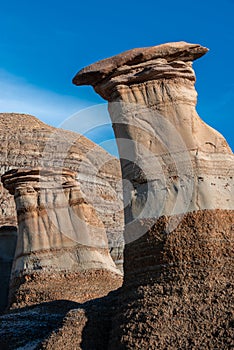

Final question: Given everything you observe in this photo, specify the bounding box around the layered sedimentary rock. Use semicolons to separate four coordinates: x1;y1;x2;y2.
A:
0;113;124;273
2;167;122;308
0;182;16;227
0;113;124;270
73;42;234;348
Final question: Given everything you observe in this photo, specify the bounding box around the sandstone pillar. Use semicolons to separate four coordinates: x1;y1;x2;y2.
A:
73;42;234;348
2;168;122;308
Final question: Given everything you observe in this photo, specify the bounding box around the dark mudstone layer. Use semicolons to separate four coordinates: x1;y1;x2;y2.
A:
109;209;234;349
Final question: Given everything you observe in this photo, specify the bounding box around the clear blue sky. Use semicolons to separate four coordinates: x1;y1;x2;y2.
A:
0;0;233;154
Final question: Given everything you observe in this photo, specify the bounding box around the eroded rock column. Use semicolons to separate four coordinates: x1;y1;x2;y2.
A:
2;167;122;308
73;42;234;349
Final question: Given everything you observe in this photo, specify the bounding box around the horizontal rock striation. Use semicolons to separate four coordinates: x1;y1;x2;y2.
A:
2;167;122;308
0;42;233;349
0;113;124;273
73;42;234;349
73;42;208;91
73;42;233;223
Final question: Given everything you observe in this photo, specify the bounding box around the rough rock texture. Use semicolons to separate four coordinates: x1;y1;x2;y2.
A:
1;167;121;308
0;291;119;350
0;42;233;350
0;182;16;227
0;300;81;349
34;211;232;350
73;42;234;348
109;210;234;349
73;42;208;90
0;113;124;310
0;226;17;312
0;113;124;272
73;42;233;223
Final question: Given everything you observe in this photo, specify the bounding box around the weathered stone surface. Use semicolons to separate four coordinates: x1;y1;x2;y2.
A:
0;226;17;312
0;300;81;349
0;291;120;350
73;41;234;349
74;42;233;224
73;42;208;89
0;182;16;227
0;113;124;273
3;212;233;350
110;210;234;349
0;42;233;350
1;167;122;308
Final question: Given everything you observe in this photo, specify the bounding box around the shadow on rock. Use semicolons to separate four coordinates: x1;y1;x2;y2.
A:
0;300;79;349
38;290;121;350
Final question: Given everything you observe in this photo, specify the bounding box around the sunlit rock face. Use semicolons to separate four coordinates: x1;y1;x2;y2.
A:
2;167;122;308
73;42;234;349
73;42;233;224
0;113;124;275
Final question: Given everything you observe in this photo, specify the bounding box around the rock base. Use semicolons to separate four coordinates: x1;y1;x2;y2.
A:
1;210;233;349
8;269;123;310
110;209;234;349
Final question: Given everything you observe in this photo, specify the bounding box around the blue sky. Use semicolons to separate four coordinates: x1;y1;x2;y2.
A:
0;0;233;155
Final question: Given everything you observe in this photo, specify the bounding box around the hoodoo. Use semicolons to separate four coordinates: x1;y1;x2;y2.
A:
73;42;234;349
0;42;233;350
0;113;123;310
2;167;121;307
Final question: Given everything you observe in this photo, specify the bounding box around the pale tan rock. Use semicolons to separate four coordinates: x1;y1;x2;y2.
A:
2;167;122;308
73;41;234;349
1;42;233;349
0;113;124;272
74;42;233;230
0;113;124;310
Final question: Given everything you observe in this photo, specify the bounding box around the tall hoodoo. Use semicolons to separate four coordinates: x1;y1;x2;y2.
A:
73;42;234;348
73;42;233;229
